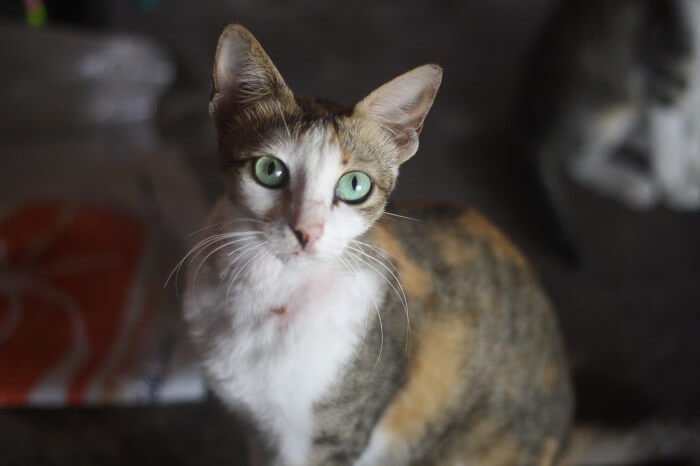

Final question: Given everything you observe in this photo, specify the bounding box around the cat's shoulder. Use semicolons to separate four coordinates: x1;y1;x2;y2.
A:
371;202;528;270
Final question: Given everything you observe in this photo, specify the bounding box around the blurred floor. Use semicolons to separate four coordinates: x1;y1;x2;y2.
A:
1;0;699;464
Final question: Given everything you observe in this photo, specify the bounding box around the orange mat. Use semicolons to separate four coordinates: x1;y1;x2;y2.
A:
0;202;154;405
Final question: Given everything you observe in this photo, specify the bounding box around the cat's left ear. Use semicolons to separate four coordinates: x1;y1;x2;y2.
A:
355;64;442;164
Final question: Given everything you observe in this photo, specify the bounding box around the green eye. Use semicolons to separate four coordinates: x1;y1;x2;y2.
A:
335;171;372;203
253;156;288;188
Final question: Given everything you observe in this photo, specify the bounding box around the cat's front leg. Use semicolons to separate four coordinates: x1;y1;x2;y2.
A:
650;106;700;209
568;147;660;210
353;428;410;466
567;105;660;209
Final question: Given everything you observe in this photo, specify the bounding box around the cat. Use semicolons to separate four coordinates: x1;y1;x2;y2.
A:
180;24;573;465
518;0;700;261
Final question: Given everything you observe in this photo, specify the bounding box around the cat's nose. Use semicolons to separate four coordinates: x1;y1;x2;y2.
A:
289;223;323;249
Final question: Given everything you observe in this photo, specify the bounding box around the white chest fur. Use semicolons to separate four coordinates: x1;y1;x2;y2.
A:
183;215;384;465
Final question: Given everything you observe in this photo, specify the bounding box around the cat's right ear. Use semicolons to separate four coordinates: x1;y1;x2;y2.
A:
355;64;442;165
209;24;294;122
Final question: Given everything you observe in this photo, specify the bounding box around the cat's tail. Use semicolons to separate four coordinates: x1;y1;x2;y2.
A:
561;421;700;466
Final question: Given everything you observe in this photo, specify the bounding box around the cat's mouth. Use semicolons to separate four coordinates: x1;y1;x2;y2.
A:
287;246;321;261
271;245;317;263
272;241;334;265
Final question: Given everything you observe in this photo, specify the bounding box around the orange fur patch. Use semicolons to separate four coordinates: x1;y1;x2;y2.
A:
370;222;431;299
340;146;352;165
540;362;560;390
538;437;560;466
430;230;474;265
457;209;527;268
465;418;522;465
327;124;338;144
381;312;474;442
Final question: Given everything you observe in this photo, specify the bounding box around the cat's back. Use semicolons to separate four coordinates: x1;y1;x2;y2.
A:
368;203;561;350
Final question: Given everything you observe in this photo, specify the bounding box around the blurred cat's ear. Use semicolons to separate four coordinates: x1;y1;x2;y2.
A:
356;64;442;164
210;24;294;120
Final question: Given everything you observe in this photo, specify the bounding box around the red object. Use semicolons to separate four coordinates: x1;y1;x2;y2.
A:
0;202;144;405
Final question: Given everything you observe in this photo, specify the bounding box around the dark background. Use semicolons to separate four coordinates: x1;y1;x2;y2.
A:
1;0;699;464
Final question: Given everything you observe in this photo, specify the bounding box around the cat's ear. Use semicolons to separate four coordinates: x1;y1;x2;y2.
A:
355;64;442;164
209;24;294;121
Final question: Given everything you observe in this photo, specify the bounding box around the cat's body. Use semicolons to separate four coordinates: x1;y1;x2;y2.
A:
519;0;700;259
182;24;572;465
186;199;572;466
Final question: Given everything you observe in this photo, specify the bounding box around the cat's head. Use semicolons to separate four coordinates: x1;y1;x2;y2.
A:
210;24;441;263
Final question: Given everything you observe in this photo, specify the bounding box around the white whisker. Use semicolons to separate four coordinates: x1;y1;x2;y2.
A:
382;211;421;222
166;231;261;296
347;245;411;352
225;246;267;308
370;292;383;369
347;251;383;368
191;238;258;304
352;240;398;273
344;252;374;361
188;218;265;236
346;245;408;311
338;253;372;361
166;233;231;293
217;241;262;290
280;114;293;140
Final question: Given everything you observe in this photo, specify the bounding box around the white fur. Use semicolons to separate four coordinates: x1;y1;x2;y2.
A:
568;104;661;209
354;428;410;466
650;0;700;209
183;130;387;465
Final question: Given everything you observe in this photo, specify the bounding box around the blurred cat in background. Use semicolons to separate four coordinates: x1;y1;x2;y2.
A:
519;0;700;261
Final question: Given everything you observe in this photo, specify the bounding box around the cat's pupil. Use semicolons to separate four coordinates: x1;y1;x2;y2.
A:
352;176;358;190
267;162;275;176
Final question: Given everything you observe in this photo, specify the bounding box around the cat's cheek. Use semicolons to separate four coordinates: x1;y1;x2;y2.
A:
325;206;372;245
238;178;283;219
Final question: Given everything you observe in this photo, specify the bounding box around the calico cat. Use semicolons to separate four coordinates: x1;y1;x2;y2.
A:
181;24;573;465
518;0;700;260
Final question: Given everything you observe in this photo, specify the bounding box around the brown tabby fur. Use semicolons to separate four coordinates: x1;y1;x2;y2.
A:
309;204;573;465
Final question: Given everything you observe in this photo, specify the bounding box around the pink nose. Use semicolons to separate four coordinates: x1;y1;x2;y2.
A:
289;223;323;249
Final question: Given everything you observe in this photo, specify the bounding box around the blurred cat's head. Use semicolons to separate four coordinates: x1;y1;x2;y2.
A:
209;24;441;263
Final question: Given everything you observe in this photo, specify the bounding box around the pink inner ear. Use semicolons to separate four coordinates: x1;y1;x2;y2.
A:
214;34;262;108
392;131;412;147
215;43;239;95
211;25;291;113
356;65;442;158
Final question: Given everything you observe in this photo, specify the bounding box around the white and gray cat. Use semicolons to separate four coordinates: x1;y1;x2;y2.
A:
520;0;700;259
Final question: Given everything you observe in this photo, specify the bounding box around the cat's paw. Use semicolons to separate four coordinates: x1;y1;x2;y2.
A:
664;181;700;211
618;177;661;210
354;429;408;466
